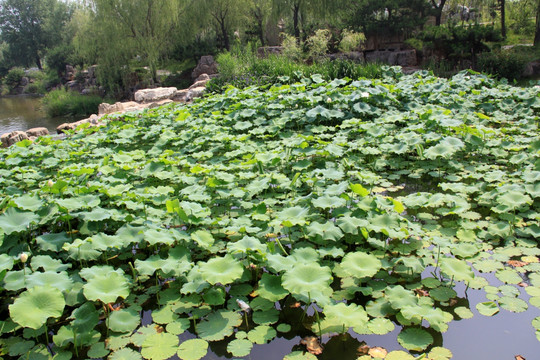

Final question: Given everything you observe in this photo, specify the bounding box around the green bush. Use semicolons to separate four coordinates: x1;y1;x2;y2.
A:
306;29;331;60
42;88;104;117
477;51;528;80
4;67;25;89
339;30;366;52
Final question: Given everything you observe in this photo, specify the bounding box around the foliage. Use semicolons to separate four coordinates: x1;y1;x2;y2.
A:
0;69;539;359
306;29;331;59
338;29;366;52
282;34;303;61
477;50;529;80
41;88;104;117
4;67;24;89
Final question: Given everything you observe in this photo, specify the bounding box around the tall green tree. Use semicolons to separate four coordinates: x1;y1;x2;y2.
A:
535;0;540;46
431;0;447;26
0;0;72;69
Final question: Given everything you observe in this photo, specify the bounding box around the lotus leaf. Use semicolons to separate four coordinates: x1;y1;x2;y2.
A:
439;257;474;282
177;339;209;360
0;207;40;235
498;296;528;313
87;342;110;359
385;351;415;360
83;272;130;303
284;351;318;360
397;327;433;351
141;332;179;360
166;318;190;335
454;306;474;319
428;347;453;360
340;251;382;279
199;255;244;285
26;271;73;292
191;230;215;250
9;286;65;329
476;301;499;316
227;338;253;357
256;273;288;301
197;310;242;341
367;317;395;335
108;308;141;333
248;325;277;344
282;262;333;303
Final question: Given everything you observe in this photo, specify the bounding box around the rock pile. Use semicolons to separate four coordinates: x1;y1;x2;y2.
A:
1;127;49;148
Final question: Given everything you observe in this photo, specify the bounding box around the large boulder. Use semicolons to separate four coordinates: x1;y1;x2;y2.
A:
1;131;29;147
192;56;218;80
99;101;141;116
134;87;177;103
523;60;540;78
26;127;49;139
365;49;417;67
57;114;101;134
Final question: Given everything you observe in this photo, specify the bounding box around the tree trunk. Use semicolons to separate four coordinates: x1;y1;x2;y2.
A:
221;19;230;51
500;0;506;39
293;3;300;41
535;0;540;46
431;0;447;26
35;55;42;70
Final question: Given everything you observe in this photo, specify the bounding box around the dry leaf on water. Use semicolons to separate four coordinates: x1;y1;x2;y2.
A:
357;342;370;355
507;260;528;267
415;289;430;297
515;356;526;360
368;346;388;358
301;336;323;355
518;282;529;288
290;302;302;308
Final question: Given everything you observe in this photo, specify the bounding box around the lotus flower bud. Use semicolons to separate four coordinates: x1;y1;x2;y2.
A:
19;253;28;263
236;299;251;313
47;180;54;187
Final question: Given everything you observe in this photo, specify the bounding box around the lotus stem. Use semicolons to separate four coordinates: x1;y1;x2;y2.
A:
244;311;250;331
313;305;322;339
275;237;289;256
129;262;138;283
72;328;79;358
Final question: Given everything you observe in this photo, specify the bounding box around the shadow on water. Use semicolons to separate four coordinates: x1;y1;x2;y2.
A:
0;95;75;134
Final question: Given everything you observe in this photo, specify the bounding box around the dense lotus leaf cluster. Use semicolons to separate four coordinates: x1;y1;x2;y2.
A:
0;67;539;359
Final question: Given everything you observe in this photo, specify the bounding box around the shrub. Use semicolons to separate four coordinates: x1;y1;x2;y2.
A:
339;30;366;53
477;51;528;80
4;67;25;89
281;34;303;62
42;88;104;117
306;29;331;59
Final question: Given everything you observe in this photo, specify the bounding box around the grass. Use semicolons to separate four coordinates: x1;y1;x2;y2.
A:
41;88;107;118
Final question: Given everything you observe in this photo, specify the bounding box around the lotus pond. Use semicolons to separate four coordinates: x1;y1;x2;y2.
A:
0;68;539;360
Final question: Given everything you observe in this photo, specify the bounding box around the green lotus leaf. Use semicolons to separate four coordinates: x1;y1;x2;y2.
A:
252;308;280;325
9;286;65;329
79;207;112;222
79;265;124;281
203;287;226;305
473;259;504;273
318;302;368;334
429;286;457;302
199;255;244;285
70;302;99;333
197;310;242;341
312;195;346;209
30;255;71;272
282;263;333;302
25;271;73;292
367;317;395;335
227;338;253;357
337;215;368;235
166;318;190;335
190;230;214;250
284;351;318;360
0;253;14;272
424;143;456;159
248;325;277;344
306;220;344;242
340;251;382;279
368;213;400;234
497;191;532;210
386;285;418;309
498;296;528;313
454;306;474;319
495;269;522;284
256;273;288;301
108;308;141;333
130;324;159;347
141;332;179;360
428;347;453;360
277;323;292;333
227;236;267;254
397;327;433;351
83;272;130;303
64;240;101;261
276;206;310;227
7;339;35;356
0;207;40;235
476;301;499;316
177;339;208;360
109;348;143;360
13;194;44;211
87;342;110;359
439;257;474;282
35;232;71;252
385;350;415;360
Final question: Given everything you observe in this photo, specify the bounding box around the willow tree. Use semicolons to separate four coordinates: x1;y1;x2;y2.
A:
90;0;190;83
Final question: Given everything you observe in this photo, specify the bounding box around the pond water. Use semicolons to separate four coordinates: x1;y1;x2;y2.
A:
0;96;72;135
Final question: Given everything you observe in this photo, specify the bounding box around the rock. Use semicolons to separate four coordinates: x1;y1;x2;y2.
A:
186;87;206;102
134;87;177;103
26;127;49;138
99;101;140;116
20;77;29;86
148;99;173;109
192;55;218;80
189;78;210;90
365;49;417;67
57;115;103;134
88;65;98;79
66;80;81;92
523;60;540;77
1;131;29;147
195;73;211;82
173;89;189;102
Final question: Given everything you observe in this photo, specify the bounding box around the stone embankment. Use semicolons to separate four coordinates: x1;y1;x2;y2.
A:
1;56;219;147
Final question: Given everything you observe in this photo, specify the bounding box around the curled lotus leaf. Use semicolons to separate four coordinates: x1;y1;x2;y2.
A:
317;302;368;334
496;190;532;210
0;207;40;235
199;255;244;285
282;263;333;297
83;272;130;303
9;286;65;329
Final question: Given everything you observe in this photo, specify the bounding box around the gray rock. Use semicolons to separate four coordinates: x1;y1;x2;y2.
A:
523;60;540;77
134;87;177;103
186;87;206;102
26;127;49;138
192;56;218;80
20;77;29;86
173;89;189;102
257;46;284;57
99;101;140;116
1;131;29;147
365;49;416;67
195;73;211;82
189;78;210;90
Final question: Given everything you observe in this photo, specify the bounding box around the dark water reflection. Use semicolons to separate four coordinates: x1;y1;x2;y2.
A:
0;96;72;134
